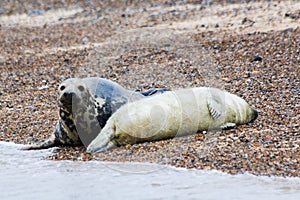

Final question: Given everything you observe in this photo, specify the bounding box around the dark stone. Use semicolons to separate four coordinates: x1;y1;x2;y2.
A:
252;55;263;62
239;136;250;143
6;104;13;108
242;17;248;24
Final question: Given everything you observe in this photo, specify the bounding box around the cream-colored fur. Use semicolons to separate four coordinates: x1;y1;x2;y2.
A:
87;87;258;153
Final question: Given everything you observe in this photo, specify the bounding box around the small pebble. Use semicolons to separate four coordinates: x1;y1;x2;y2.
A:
263;140;272;144
246;79;252;84
125;150;133;156
27;9;43;15
46;5;53;10
285;12;291;17
252;55;263;62
82;37;89;43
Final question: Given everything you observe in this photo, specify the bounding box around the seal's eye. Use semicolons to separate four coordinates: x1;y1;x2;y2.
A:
60;85;65;91
78;85;84;92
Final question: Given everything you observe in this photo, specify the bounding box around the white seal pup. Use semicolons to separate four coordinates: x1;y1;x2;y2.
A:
87;87;258;153
23;77;168;149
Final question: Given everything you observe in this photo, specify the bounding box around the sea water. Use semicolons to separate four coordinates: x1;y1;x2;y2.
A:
0;141;299;200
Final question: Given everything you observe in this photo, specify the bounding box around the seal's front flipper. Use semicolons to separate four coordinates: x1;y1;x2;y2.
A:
140;88;169;96
22;134;59;150
207;100;222;120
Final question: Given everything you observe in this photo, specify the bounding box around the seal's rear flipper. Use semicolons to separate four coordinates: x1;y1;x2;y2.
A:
220;122;236;130
140;88;169;96
21;135;59;150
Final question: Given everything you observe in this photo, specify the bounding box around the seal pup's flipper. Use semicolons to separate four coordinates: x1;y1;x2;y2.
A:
87;139;115;153
87;135;116;153
87;123;117;153
207;91;236;129
220;122;236;130
207;100;223;120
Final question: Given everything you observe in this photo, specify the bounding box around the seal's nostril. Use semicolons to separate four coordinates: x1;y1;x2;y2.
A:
78;85;84;92
60;85;66;91
62;92;74;100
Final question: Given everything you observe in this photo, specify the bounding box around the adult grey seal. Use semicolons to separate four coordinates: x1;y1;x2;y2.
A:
23;77;168;150
87;87;258;153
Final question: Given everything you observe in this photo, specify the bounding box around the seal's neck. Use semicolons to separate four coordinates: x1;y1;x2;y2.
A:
57;109;81;145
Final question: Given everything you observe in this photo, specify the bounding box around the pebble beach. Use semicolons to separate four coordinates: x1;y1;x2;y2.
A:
0;0;299;177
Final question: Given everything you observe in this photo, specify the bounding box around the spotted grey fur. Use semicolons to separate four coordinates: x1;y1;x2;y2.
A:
24;77;168;149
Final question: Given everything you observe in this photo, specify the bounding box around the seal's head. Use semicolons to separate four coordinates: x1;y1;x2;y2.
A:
57;78;107;146
58;79;92;113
